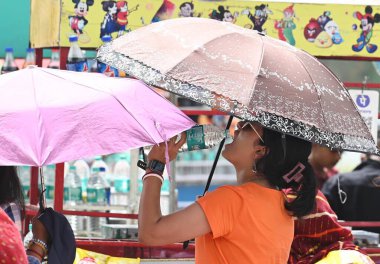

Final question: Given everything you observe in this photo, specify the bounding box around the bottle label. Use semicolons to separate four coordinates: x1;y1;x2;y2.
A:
186;125;206;151
64;187;82;201
66;60;88;72
97;62;119;77
114;178;130;193
46;185;55;200
87;188;106;203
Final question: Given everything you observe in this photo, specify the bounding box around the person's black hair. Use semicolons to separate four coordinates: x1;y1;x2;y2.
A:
256;128;316;217
0;166;25;219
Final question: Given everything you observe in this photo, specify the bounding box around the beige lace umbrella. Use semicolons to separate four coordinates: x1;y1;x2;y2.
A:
97;17;378;155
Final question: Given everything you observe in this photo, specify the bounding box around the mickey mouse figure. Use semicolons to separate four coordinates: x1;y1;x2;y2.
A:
352;5;380;53
68;0;94;35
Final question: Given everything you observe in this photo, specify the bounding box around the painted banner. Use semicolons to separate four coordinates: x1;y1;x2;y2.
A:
31;1;380;57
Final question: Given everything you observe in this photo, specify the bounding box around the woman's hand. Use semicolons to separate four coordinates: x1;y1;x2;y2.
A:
147;132;186;163
32;217;50;244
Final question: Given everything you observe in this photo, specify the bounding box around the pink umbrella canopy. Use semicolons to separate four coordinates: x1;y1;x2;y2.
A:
97;17;379;155
0;66;195;166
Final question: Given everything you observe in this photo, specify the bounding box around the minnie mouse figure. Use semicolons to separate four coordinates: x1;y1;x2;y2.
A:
68;0;94;35
352;5;380;53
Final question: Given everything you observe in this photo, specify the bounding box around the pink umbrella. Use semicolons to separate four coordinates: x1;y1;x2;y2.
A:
0;66;195;166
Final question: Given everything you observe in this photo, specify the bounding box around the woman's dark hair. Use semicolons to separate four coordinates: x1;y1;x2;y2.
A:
256;128;316;217
0;166;25;219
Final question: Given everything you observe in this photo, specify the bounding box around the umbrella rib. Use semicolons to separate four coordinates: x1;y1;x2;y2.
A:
39;68;159;144
248;34;266;102
305;54;372;138
293;54;329;134
30;69;45;165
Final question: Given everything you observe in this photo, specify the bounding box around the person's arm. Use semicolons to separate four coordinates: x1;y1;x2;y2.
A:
138;135;211;246
321;175;341;215
26;217;50;263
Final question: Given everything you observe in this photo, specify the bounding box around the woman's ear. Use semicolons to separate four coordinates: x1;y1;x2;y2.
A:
254;145;268;159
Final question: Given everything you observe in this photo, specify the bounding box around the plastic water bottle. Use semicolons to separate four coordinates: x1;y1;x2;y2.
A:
1;47;19;74
91;156;109;175
73;159;90;203
17;166;31;203
97;36;120;77
44;164;56;206
23;223;33;249
23;48;36;68
66;35;88;72
47;48;60;69
112;156;130;206
179;124;230;152
64;165;83;235
87;168;107;205
99;167;111;206
89;59;98;73
87;167;108;234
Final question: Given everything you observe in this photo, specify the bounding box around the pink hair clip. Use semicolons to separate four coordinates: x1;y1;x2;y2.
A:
282;162;305;183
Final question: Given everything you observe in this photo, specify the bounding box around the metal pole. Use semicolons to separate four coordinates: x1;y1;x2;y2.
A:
129;148;140;223
39;167;47;210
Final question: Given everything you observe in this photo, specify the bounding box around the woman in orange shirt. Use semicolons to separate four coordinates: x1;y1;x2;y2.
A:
138;120;317;263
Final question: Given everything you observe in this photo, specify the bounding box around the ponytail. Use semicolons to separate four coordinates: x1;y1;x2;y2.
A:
256;128;316;217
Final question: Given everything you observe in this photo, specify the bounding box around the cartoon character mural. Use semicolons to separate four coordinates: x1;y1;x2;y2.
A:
303;10;343;48
314;31;333;48
304;19;322;42
241;4;272;33
151;0;176;23
209;6;239;23
317;11;332;29
352;5;380;53
324;20;343;44
68;0;94;35
179;2;201;17
115;1;139;37
100;1;118;38
274;4;296;46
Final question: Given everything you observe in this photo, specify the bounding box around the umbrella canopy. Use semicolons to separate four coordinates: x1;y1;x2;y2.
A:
0;66;195;166
97;17;378;155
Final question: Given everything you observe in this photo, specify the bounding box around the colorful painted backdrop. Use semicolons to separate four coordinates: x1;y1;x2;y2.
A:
52;1;380;57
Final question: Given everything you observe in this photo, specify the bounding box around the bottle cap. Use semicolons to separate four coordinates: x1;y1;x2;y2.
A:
69;35;78;42
5;47;13;52
101;35;112;43
26;48;35;52
69;165;76;170
99;167;106;172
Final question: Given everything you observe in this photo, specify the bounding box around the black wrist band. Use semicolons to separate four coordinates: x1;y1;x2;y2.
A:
147;160;165;175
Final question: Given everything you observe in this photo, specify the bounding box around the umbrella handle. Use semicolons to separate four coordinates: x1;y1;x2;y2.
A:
183;115;234;250
39;167;47;211
202;115;233;196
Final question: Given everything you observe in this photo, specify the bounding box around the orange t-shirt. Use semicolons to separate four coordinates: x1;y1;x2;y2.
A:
196;183;294;264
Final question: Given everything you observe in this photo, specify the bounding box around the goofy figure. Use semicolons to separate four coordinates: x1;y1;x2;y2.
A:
352;5;380;53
